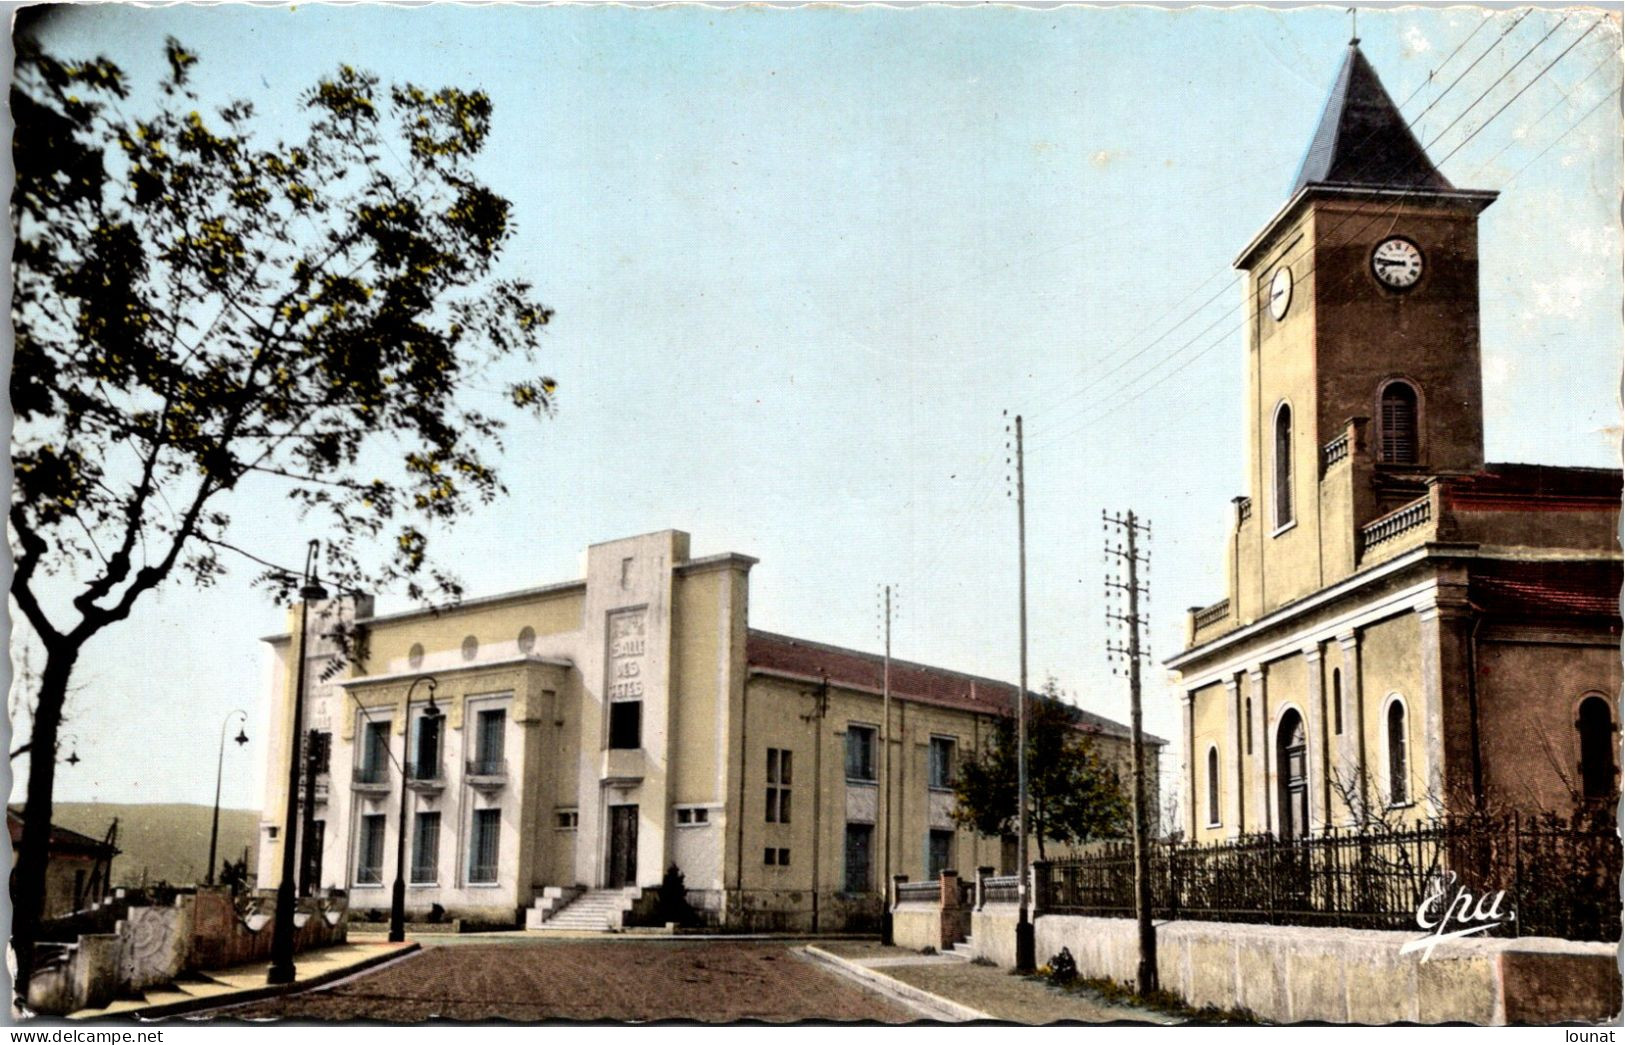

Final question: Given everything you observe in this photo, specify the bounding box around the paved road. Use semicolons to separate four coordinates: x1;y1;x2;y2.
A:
227;939;915;1023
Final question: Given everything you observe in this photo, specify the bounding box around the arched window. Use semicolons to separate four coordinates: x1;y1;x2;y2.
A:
1379;381;1419;464
1206;746;1221;827
1273;402;1294;529
1386;698;1410;805
1331;669;1343;736
1578;696;1617;801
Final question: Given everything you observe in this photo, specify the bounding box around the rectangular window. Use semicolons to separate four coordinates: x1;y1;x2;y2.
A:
928;737;956;790
675;807;710;826
411;812;440;884
556;810;579;830
763;848;791;867
608;701;641;750
928;829;954;880
360;720;391;783
845;725;876;782
470;808;501;883
474;708;506;772
765;748;792;823
412;714;442;781
357;814;386;885
844;823;873;892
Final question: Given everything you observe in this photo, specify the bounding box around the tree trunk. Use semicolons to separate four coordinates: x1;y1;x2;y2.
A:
12;643;78;1001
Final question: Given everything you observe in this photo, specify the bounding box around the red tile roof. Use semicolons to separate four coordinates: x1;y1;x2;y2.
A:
746;630;1165;745
1470;560;1621;622
1449;463;1622;509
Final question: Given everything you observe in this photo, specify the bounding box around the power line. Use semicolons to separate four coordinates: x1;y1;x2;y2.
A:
1024;12;1605;451
1019;11;1518;428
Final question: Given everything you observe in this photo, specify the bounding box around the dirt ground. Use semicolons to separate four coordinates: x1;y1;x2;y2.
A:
223;939;915;1023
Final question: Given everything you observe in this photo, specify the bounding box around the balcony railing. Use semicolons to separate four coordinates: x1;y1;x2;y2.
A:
466;758;509;790
352;764;390;791
1358;495;1431;554
405;761;445;790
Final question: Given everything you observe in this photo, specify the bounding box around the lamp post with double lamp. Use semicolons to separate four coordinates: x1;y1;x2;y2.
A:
206;710;250;886
268;541;326;986
390;676;441;943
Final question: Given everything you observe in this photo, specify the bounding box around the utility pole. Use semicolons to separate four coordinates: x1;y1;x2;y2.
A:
879;583;895;945
1105;509;1156;994
1006;412;1034;973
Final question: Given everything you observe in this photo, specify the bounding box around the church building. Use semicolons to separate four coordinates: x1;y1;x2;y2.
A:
1166;43;1622;843
256;529;1160;929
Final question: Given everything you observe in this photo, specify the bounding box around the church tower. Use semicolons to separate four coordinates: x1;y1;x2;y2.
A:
1231;40;1498;614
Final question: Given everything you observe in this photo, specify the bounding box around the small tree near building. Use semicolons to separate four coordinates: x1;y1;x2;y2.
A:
951;678;1132;860
10;28;557;987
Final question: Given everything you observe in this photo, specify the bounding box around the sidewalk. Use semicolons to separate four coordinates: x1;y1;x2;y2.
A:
69;940;419;1021
806;942;1177;1025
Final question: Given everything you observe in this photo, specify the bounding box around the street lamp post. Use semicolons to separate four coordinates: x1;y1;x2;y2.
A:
268;541;327;985
206;710;250;886
390;677;440;943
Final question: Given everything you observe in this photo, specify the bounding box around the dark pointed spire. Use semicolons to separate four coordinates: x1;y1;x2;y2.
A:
1291;43;1453;195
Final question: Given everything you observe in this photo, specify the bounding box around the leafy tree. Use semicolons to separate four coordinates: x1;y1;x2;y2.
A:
952;678;1132;859
10;30;556;985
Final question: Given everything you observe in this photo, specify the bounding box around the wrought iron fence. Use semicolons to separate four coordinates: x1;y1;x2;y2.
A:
1036;812;1621;942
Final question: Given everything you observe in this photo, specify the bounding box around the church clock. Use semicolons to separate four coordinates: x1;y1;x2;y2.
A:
1371;237;1423;289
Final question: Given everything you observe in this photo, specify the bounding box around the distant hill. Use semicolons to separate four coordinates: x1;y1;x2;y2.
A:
46;803;260;888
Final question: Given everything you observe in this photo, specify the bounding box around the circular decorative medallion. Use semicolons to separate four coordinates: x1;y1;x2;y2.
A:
408;643;424;669
461;635;479;662
517;626;536;654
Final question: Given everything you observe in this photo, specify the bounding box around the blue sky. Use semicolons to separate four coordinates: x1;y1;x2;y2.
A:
13;4;1621;815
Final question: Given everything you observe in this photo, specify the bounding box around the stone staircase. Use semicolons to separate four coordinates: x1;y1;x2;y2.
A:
942;938;977;962
525;886;640;932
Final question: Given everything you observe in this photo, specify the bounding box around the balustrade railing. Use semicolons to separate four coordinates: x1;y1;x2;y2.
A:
1193;599;1230;632
1323;433;1350;468
1358;495;1431;553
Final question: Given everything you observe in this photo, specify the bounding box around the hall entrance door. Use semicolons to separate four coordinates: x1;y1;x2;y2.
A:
1276;710;1309;841
607;805;638;888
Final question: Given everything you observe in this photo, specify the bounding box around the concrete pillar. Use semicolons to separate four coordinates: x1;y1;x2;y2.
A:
891;874;907;912
940;869;960;909
1417;583;1475;817
975;866;993;911
1029;862;1050;918
1302;645;1325;833
1249;665;1270;835
1180;692;1196;839
1337;631;1365;822
1223;676;1243;837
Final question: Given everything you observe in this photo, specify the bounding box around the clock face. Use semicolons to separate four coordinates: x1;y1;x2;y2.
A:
1269;266;1293;320
1372;237;1423;289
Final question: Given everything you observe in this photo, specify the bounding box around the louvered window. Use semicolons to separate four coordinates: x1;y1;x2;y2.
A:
1380;382;1419;464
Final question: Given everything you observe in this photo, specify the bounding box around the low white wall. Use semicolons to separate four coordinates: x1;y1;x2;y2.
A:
1030;915;1620;1026
892;904;942;952
969;906;1020;968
